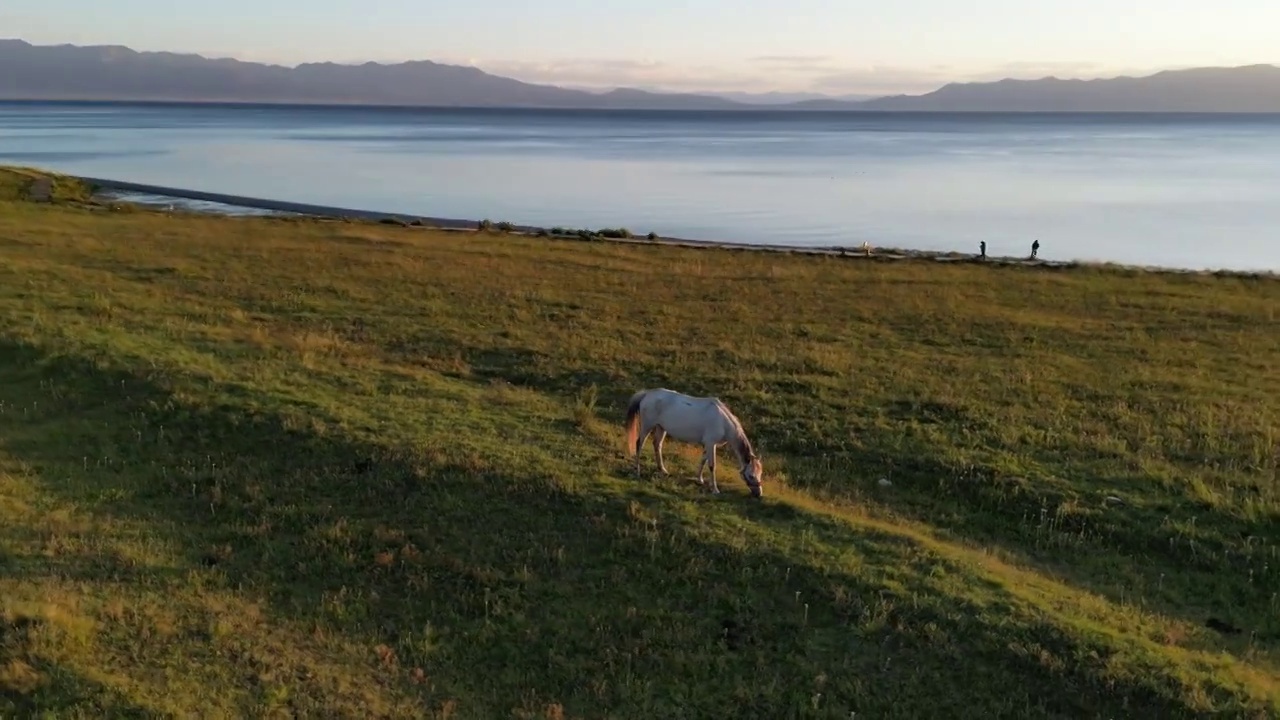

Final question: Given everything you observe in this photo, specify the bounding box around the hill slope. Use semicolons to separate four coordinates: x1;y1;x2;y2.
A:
1;168;1278;717
862;64;1280;112
0;39;745;110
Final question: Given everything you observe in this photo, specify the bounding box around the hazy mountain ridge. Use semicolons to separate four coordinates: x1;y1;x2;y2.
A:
3;39;1279;112
861;65;1280;112
0;39;747;109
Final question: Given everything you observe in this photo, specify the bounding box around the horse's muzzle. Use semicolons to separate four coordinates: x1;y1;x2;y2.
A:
750;486;763;499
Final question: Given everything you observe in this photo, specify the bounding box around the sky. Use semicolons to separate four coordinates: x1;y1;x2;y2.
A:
5;0;1279;96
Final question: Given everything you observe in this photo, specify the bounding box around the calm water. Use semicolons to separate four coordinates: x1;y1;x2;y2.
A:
3;101;1280;271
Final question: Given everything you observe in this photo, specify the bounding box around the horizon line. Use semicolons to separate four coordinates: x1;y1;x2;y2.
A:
5;99;1280;119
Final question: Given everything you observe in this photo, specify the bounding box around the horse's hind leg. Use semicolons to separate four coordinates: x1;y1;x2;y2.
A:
652;427;670;476
635;420;657;476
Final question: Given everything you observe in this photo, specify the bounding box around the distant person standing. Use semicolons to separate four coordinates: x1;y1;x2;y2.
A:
979;241;987;259
1031;239;1040;260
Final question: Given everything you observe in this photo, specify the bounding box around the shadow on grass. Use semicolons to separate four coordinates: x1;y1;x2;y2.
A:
782;441;1280;647
2;660;161;718
463;347;636;407
1;610;161;718
0;338;1259;718
0;550;189;589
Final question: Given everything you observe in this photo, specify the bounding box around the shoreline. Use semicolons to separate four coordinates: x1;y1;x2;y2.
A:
35;173;1280;279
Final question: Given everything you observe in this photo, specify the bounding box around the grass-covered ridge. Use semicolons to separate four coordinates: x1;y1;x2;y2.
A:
1;167;1277;718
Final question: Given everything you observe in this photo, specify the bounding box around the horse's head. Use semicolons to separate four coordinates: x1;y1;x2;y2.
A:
740;454;764;499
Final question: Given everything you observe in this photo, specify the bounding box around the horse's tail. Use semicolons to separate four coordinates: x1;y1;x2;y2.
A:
624;390;648;455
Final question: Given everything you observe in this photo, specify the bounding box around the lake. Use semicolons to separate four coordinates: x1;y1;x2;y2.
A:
2;101;1279;271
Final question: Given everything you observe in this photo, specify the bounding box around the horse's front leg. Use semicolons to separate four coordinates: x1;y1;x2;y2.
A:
706;444;720;494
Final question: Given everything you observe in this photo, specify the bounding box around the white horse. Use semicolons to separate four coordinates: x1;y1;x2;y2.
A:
623;388;765;498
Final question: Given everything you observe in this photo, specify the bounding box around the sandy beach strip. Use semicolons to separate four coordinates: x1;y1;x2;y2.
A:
76;174;1275;278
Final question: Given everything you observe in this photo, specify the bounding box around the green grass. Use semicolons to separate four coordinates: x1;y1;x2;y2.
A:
0;166;96;203
0;167;1277;718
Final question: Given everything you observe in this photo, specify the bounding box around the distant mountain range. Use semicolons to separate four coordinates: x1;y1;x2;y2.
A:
860;65;1280;112
3;39;1280;112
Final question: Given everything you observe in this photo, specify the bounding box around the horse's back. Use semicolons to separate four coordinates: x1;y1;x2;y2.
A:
647;387;721;406
645;388;719;412
638;388;734;442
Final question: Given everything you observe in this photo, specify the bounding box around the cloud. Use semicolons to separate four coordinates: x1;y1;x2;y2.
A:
806;66;959;95
472;58;769;93
454;56;1174;97
478;57;961;95
751;54;832;64
748;55;836;72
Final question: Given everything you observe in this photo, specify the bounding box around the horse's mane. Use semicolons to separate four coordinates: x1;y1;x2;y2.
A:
715;399;756;462
732;431;756;463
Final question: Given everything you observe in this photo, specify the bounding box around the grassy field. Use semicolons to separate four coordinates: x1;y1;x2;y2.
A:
1;167;1277;718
